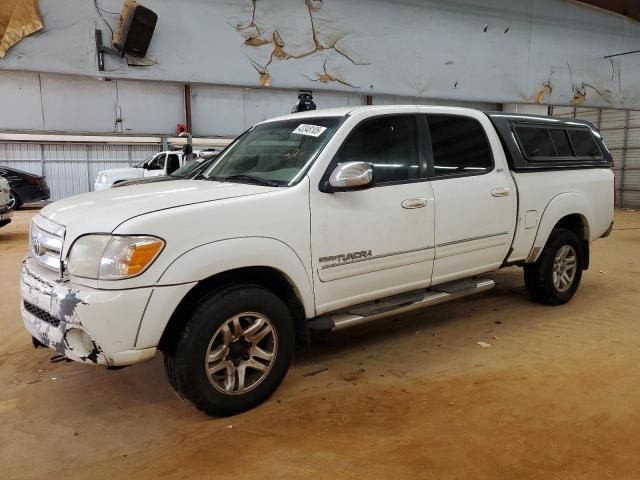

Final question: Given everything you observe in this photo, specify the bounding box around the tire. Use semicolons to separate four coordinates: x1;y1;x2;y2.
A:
164;284;295;417
8;190;21;210
524;228;583;306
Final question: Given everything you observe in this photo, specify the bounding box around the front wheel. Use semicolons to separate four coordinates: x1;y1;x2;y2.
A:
164;284;294;417
524;228;583;305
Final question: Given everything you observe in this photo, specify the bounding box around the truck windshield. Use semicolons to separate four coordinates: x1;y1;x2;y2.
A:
200;117;342;186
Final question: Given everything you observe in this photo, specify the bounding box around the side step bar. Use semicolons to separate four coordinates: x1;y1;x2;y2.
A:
309;278;495;332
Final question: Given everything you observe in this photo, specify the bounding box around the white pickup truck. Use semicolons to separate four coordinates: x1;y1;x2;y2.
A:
21;106;614;417
94;150;190;191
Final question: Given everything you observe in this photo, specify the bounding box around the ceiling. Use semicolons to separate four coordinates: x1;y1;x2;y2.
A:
577;0;640;22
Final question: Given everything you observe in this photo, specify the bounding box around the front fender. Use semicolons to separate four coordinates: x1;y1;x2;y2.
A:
527;192;592;262
157;236;315;318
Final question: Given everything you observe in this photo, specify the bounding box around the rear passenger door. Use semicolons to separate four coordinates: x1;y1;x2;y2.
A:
425;112;517;285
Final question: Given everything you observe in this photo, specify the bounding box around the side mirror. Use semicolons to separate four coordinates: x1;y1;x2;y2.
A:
327;161;373;192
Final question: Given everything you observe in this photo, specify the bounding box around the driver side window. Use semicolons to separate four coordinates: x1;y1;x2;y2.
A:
336;115;421;184
147;154;166;171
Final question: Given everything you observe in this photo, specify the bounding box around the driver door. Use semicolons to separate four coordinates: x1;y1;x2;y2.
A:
144;153;166;177
310;114;436;314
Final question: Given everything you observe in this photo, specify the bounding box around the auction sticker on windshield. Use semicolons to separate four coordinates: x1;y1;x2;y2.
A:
292;124;327;137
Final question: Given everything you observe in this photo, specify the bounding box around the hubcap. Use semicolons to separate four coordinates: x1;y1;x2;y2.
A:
8;194;16;210
552;245;577;293
205;312;277;395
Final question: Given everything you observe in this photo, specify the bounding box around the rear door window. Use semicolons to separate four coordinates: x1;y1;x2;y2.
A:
166;154;180;174
426;114;493;177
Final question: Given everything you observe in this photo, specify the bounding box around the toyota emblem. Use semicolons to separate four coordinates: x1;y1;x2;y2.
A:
32;235;43;256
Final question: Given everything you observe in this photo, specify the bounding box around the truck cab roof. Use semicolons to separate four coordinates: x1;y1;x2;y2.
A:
263;105;612;172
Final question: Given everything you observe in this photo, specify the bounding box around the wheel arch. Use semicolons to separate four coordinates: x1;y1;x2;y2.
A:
527;193;592;267
159;266;310;353
153;237;315;353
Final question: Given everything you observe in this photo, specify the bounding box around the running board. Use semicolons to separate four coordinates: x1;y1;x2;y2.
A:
309;278;495;332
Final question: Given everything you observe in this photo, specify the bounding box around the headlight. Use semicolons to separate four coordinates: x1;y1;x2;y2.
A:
67;235;164;280
97;173;108;184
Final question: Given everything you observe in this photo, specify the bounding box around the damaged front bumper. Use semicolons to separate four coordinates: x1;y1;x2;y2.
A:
20;258;157;366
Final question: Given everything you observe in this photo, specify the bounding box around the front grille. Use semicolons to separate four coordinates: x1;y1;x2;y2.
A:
30;216;65;274
23;301;60;327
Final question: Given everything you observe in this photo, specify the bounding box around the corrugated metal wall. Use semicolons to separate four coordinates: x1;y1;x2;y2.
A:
0;143;161;201
551;106;640;208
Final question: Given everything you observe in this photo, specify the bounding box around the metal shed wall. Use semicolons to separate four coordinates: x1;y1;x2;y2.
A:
551;106;640;208
0;143;161;201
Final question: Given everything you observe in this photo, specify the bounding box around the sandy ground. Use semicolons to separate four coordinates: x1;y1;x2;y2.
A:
1;209;639;479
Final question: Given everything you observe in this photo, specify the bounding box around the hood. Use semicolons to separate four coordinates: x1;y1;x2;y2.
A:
101;167;144;181
113;175;176;188
40;180;276;238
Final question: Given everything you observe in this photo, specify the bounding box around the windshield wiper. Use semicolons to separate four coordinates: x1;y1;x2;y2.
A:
217;174;281;187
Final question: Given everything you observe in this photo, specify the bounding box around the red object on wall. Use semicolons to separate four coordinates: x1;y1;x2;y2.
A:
176;123;187;135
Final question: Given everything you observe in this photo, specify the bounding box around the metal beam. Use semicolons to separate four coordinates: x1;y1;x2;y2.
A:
0;133;232;146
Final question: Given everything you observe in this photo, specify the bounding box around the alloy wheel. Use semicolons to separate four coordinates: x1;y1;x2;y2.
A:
204;312;277;395
552;245;577;293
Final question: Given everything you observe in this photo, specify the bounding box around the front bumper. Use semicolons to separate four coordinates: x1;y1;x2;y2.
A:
20;258;157;366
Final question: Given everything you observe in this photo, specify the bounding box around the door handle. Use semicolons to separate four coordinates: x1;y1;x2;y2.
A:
401;198;428;209
491;187;510;197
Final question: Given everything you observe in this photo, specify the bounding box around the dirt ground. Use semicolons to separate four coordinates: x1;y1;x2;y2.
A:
1;209;639;479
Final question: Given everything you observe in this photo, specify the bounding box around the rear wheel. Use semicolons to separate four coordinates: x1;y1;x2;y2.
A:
524;228;583;305
164;284;294;417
